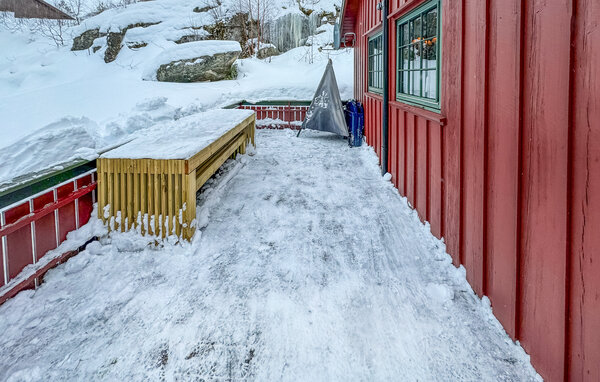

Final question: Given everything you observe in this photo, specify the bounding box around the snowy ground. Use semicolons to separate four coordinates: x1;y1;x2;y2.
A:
0;129;540;381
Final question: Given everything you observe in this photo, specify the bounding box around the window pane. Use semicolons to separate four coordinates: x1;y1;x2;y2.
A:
402;23;409;46
413;16;422;39
410;70;420;96
423;70;437;99
408;45;417;70
424;7;438;38
402;71;409;94
423;37;437;61
398;47;405;70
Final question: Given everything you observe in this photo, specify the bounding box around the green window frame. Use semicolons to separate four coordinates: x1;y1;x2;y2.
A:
396;0;441;111
368;33;383;93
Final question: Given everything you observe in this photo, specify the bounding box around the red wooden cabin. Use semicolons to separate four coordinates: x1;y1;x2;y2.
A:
340;0;599;380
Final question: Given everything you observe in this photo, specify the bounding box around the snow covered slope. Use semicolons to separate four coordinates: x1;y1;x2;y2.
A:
0;0;352;188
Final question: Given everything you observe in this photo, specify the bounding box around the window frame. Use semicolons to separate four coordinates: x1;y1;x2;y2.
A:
396;0;441;111
368;32;384;94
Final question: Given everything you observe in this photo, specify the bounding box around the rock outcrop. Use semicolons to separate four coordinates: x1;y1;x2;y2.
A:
156;50;240;82
72;22;160;62
71;29;102;51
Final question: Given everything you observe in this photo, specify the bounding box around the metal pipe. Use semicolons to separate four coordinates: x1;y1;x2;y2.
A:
381;0;390;176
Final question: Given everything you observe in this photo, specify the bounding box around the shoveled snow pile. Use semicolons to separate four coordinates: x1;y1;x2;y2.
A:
102;109;253;160
142;40;242;80
0;129;540;380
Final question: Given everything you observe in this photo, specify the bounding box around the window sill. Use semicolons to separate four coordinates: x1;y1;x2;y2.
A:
390;100;447;126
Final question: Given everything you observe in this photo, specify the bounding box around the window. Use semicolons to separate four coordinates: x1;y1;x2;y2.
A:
368;33;383;93
396;0;441;110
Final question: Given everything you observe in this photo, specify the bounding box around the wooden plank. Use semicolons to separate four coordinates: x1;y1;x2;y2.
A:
399;109;407;196
187;114;255;171
120;159;126;232
462;0;487;297
567;1;600;379
140;160;147;235
174;161;181;237
518;0;571;379
195;132;248;188
429;122;442;239
406;113;416;207
485;0;521;339
167;161;174;236
96;159;104;221
184;169;196;240
126;159;133;231
389;109;398;188
153;160;160;236
133;160;139;229
416;116;428;223
441;0;463;266
112;159;119;227
160;160;167;238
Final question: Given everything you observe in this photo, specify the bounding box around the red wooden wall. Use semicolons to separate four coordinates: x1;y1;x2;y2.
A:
348;0;600;380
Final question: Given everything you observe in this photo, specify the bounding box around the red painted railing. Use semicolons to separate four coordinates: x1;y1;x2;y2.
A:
237;103;309;130
0;170;97;302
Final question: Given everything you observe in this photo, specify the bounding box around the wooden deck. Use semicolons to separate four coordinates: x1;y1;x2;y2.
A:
97;111;255;240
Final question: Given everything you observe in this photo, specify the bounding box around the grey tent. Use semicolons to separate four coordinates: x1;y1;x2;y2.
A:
298;59;349;137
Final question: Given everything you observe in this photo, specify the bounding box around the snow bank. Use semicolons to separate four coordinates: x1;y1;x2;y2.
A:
102;109;254;160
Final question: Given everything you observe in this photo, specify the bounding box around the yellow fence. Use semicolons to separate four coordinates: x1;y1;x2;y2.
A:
97;114;255;240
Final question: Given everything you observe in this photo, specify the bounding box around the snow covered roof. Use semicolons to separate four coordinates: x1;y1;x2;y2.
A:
0;0;73;20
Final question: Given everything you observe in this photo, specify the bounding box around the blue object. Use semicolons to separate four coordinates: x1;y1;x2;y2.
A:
345;100;364;147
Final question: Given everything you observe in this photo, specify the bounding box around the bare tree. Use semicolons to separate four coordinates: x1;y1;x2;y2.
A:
231;0;275;56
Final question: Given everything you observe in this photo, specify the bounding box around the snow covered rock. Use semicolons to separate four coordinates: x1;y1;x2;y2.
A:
72;22;160;62
257;44;280;59
148;41;242;83
71;29;102;51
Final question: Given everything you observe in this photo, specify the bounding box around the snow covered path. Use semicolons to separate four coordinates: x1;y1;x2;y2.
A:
0;129;539;381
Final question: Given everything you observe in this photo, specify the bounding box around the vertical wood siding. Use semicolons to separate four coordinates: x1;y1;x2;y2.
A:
350;0;600;380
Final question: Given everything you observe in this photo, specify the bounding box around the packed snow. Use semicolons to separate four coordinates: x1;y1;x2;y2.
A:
0;129;540;381
101;109;253;160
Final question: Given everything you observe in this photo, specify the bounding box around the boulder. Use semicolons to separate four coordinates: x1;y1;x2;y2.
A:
150;41;242;83
156;51;239;82
104;30;126;62
72;29;102;51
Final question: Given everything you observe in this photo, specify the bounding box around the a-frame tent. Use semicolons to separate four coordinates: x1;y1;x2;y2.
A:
298;59;348;137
